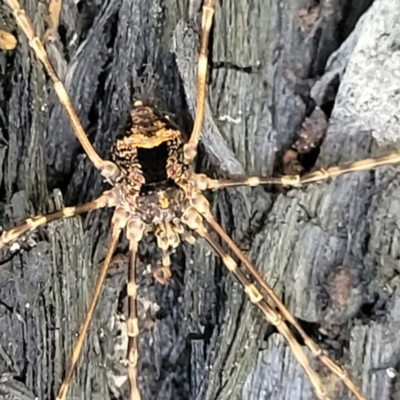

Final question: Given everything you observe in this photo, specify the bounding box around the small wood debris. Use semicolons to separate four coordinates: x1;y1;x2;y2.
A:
298;6;321;35
283;107;328;175
326;265;352;310
0;30;17;51
293;108;328;154
108;253;129;276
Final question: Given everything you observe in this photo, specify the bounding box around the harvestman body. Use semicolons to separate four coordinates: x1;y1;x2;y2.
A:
4;0;400;399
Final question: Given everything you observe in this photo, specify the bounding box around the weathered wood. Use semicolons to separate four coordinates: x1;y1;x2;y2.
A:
1;1;398;400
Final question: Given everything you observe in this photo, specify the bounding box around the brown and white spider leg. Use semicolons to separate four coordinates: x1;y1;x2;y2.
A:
194;151;400;190
56;207;128;400
183;0;215;164
180;192;366;399
0;190;113;250
5;0;120;182
125;218;146;400
181;205;330;400
294;153;400;185
203;211;366;400
153;221;179;284
192;173;300;190
203;233;332;399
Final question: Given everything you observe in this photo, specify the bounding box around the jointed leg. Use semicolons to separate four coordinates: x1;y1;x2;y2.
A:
5;0;120;182
297;153;400;184
56;208;127;400
203;212;366;400
154;221;179;284
181;207;329;399
125;218;146;400
192;173;294;191
204;232;331;399
194;151;400;190
181;193;365;399
183;0;215;164
0;191;112;249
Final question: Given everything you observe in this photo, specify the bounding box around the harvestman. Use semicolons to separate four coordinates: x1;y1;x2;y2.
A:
4;0;400;399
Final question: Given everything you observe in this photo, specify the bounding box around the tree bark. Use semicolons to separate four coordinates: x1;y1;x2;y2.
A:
0;1;399;400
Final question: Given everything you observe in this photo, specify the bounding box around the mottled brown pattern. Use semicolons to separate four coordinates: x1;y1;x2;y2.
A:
326;265;353;311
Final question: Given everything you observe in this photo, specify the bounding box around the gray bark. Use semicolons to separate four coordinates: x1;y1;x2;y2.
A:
0;1;399;400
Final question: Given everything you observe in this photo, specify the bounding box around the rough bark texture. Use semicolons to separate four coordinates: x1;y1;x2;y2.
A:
0;1;399;400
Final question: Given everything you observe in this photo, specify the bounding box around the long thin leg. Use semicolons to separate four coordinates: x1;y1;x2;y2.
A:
205;232;332;398
126;241;141;400
56;207;127;400
125;218;145;400
6;0;120;182
203;211;366;400
296;153;400;184
0;191;112;249
194;151;400;190
183;0;215;164
181;209;329;399
153;221;177;284
192;173;292;190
